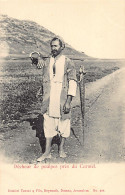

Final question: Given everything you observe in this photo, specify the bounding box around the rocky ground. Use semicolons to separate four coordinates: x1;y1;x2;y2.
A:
0;67;125;164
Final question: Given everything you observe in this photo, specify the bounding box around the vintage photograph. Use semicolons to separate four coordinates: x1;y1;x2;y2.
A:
0;0;125;165
0;1;125;195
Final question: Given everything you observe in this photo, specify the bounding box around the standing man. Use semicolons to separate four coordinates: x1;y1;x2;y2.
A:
36;37;77;162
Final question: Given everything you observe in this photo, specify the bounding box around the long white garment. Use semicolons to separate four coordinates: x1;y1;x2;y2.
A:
44;113;70;138
44;55;77;138
49;55;65;118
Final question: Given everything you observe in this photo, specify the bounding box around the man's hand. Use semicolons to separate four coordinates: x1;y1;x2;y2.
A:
31;57;44;69
63;95;72;114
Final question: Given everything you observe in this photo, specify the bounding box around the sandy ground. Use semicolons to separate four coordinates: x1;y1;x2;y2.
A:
0;68;125;164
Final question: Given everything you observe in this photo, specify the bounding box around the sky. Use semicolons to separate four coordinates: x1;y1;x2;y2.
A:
0;0;125;59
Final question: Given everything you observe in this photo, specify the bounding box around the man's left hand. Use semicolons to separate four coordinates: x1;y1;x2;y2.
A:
63;101;71;114
63;95;72;114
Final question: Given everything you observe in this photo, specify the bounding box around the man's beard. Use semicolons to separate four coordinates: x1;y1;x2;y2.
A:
51;49;61;57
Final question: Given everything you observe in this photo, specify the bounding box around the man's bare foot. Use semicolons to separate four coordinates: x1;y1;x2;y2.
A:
59;150;67;158
37;153;51;162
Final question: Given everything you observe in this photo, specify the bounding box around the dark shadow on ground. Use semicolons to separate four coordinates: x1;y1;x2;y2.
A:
25;114;61;153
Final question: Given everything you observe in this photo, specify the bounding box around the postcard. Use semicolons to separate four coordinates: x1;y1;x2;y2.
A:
0;0;125;194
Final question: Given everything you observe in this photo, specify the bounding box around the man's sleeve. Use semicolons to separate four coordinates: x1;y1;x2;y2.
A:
66;57;77;97
68;80;77;97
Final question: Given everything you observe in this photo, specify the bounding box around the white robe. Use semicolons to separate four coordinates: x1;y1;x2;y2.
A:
48;55;77;118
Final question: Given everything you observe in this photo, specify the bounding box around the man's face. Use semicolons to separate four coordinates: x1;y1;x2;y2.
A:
51;40;62;57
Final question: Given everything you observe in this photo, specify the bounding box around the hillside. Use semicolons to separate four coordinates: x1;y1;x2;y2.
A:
0;14;124;124
0;14;89;59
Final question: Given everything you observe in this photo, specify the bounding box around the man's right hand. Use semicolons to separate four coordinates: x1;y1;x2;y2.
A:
31;57;44;69
36;58;44;69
